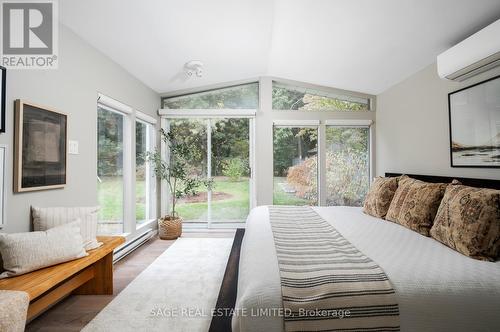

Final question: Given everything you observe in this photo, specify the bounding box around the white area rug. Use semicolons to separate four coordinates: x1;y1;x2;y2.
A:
83;238;233;332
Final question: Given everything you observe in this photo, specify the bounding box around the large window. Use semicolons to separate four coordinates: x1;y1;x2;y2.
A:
326;126;370;206
273;125;318;206
161;83;257;227
169;118;251;225
273;82;370;111
272;122;370;207
162;83;258;109
136;118;156;226
160;78;374;223
97;106;125;235
97;94;158;239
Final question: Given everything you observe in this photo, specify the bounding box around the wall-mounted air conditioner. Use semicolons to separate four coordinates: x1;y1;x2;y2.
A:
437;19;500;81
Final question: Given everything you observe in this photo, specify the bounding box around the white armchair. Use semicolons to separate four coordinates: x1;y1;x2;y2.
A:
0;290;29;332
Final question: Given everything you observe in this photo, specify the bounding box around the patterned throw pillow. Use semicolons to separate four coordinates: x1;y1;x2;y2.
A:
363;176;399;218
385;176;447;236
430;185;500;261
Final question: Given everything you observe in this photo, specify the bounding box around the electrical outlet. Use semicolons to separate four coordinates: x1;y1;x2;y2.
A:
68;140;79;155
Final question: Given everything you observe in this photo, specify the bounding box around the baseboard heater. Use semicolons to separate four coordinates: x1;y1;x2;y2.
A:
113;229;157;263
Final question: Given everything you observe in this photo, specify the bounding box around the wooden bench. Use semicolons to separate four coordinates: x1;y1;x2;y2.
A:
0;236;125;321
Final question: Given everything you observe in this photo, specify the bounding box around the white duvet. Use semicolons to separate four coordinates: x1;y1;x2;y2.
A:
233;206;500;332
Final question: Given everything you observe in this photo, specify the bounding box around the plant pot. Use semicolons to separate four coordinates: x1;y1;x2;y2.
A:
158;216;182;240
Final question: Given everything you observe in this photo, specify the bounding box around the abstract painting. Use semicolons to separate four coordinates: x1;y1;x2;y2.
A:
14;100;67;192
449;75;500;168
0;145;5;226
0;66;5;133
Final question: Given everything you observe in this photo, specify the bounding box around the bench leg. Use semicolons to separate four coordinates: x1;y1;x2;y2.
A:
27;267;94;321
73;252;114;295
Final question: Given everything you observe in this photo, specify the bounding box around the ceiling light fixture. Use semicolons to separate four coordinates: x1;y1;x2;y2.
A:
184;60;203;78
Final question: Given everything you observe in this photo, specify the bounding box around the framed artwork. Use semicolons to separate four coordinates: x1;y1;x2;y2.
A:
14;100;67;192
0;66;5;133
0;145;5;227
448;75;500;168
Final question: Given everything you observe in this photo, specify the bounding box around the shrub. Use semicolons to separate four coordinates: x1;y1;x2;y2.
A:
222;158;247;182
286;157;317;201
285;150;369;206
325;150;369;206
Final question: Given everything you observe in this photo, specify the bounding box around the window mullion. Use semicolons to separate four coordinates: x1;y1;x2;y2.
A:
318;123;326;206
160;118;170;217
144;124;151;221
206;119;212;228
148;124;157;221
123;114;134;235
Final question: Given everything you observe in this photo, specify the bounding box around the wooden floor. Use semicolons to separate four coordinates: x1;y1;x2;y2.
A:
26;231;235;332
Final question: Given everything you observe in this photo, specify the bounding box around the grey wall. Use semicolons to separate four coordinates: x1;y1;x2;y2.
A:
376;62;500;180
1;25;160;233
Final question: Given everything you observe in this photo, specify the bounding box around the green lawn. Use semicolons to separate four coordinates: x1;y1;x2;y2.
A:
176;177;249;221
98;176;313;226
273;177;315;205
98;176;250;223
97;177;147;222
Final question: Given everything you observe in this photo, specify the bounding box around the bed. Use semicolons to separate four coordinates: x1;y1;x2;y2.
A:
230;174;500;332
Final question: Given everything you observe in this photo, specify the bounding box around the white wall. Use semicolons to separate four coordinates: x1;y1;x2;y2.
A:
1;25;160;233
376;62;500;180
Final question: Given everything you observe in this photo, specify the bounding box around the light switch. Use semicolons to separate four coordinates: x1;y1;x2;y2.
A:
68;140;79;155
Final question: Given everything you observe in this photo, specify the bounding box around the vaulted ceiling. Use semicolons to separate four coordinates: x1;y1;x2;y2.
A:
60;0;500;95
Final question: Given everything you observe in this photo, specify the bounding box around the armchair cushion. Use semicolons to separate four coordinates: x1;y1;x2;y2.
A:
0;290;29;332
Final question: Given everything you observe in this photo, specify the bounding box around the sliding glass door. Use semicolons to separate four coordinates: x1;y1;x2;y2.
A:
97;106;125;235
167;117;251;226
171;118;208;222
136;119;156;227
211;118;250;223
273;126;318;206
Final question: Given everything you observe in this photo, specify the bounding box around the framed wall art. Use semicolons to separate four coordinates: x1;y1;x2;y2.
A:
14;100;67;192
0;145;5;227
0;66;5;133
448;75;500;168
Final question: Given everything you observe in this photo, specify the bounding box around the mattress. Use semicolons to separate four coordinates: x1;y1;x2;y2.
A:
232;206;500;332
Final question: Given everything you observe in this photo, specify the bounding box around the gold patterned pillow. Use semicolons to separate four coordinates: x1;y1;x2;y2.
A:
363;176;399;218
430;185;500;261
386;176;447;236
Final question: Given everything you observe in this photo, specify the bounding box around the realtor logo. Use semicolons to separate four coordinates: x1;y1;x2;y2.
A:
1;0;58;69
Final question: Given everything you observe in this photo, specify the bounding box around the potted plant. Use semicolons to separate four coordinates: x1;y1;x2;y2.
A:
145;129;212;240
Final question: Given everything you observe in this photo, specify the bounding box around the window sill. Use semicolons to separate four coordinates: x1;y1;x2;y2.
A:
136;218;157;230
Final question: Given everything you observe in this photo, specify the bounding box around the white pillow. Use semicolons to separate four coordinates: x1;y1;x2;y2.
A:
0;220;88;278
31;206;102;250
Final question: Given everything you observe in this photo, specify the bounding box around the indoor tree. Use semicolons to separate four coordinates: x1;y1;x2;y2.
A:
145;128;213;219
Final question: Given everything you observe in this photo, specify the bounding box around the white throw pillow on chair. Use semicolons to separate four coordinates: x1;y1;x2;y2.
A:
31;206;102;251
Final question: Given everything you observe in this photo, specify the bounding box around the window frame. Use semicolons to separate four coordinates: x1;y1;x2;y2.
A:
160;116;256;228
272;121;320;206
159;76;376;218
161;82;260;110
271;120;372;207
96;102;131;235
97;93;158;241
135;113;157;229
271;78;375;112
323;123;372;207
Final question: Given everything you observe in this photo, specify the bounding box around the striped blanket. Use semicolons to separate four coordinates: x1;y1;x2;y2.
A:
268;206;400;332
